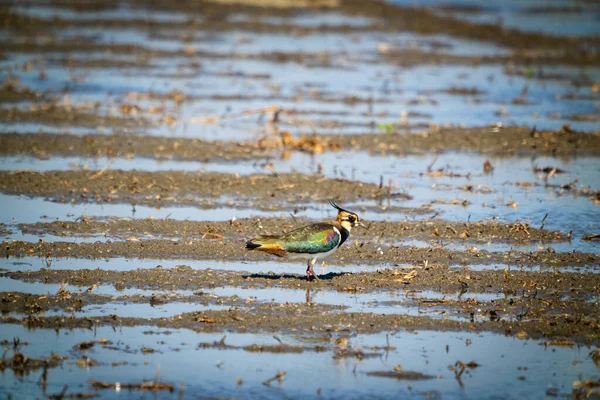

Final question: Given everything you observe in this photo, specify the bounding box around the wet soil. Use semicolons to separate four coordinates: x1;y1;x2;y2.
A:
331;126;600;157
0;170;394;206
0;291;114;314
1;125;599;160
19;217;569;243
0;132;271;162
3;266;599;298
0;107;145;129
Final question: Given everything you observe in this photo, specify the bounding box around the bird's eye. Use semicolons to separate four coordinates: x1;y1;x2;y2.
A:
348;216;356;223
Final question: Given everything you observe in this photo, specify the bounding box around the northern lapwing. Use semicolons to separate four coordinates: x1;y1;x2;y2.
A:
246;200;360;280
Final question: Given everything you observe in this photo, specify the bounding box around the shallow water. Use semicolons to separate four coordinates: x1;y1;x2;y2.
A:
0;193;277;224
0;324;597;399
0;256;371;274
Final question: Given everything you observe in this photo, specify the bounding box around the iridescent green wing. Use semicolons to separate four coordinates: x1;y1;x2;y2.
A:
278;223;340;254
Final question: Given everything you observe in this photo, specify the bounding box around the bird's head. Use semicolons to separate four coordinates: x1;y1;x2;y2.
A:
329;200;361;231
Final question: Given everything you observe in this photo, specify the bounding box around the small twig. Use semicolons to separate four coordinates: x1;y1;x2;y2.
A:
428;212;440;220
427;156;438;172
49;385;68;400
37;366;48;391
75;208;88;222
540;213;548;230
265;164;279;177
263;371;286;386
89;157;115;180
454;361;466;378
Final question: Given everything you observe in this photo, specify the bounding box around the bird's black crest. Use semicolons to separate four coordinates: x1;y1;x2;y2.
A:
329;199;351;214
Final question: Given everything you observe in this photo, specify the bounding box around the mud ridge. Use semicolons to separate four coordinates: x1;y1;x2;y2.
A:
0;107;145;129
19;217;568;243
2;125;599;162
0;170;397;205
3;306;598;344
3;266;598;296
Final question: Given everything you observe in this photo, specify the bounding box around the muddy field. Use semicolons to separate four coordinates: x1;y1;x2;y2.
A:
0;0;599;399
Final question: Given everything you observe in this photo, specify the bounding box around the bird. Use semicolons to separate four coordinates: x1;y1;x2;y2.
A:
246;200;360;280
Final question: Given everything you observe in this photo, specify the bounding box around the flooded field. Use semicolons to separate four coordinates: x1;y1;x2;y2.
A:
0;0;599;398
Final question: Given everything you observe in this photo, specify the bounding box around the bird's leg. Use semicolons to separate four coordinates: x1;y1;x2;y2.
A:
306;258;319;281
321;260;326;275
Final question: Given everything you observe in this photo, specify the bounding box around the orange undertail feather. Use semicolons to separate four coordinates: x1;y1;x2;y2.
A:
246;239;287;257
